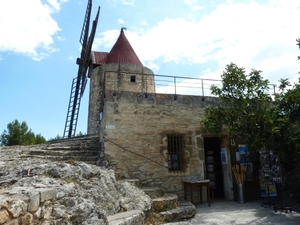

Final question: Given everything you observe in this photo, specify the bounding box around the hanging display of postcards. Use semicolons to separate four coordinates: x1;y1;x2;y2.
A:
238;145;253;181
206;150;217;189
238;145;252;163
259;149;280;197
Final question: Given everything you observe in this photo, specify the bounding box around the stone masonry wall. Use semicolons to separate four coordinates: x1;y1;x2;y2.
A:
88;63;155;135
101;90;220;199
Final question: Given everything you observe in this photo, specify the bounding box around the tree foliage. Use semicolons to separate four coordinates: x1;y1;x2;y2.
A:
48;131;86;141
0;120;47;146
201;63;300;161
35;134;47;144
272;78;300;160
49;134;62;141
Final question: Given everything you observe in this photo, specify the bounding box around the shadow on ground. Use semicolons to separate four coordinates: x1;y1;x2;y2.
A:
184;200;300;225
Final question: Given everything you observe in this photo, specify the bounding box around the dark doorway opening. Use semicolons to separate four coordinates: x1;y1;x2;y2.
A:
204;137;224;199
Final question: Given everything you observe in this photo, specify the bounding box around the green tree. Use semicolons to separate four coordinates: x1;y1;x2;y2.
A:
271;78;300;160
0;120;46;146
76;131;85;136
201;63;300;161
35;133;46;144
49;134;62;141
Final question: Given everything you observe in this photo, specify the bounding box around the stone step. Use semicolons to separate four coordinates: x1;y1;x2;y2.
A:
161;222;191;225
107;210;145;225
46;137;101;150
21;155;99;163
118;178;140;187
27;149;100;157
48;135;99;144
142;186;164;199
44;144;101;151
152;193;179;212
160;201;196;223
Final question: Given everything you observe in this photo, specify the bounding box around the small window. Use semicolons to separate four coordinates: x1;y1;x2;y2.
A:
167;134;185;172
130;75;136;82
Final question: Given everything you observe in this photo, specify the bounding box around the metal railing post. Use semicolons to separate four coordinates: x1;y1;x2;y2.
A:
174;77;176;95
201;79;204;97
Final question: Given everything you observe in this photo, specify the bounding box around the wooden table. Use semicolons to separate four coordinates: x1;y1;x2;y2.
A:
184;180;210;206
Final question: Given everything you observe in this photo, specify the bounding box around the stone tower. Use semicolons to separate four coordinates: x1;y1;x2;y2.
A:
87;28;155;134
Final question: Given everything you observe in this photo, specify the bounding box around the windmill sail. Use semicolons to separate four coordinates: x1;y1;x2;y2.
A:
63;0;100;138
80;6;100;96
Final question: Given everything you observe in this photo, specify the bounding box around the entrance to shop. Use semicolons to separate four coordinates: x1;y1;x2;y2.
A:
204;137;224;199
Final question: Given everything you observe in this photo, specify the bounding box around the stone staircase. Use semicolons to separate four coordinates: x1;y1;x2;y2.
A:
108;179;196;225
21;135;102;165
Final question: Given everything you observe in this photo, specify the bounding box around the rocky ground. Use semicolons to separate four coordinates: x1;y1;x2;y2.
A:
1;144;299;225
0;145;152;225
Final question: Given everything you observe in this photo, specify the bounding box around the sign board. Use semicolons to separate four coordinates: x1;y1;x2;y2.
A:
105;125;116;129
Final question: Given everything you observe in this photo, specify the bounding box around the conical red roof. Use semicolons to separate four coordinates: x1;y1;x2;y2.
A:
106;28;143;66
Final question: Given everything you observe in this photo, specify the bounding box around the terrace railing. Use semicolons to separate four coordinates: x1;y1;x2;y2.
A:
154;74;276;96
104;72;277;97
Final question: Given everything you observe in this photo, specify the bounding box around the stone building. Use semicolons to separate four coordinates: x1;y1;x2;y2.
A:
86;28;261;201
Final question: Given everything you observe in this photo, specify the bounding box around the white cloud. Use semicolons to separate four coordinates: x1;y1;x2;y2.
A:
141;19;148;26
118;19;125;25
109;0;134;5
0;0;66;60
139;1;300;83
145;61;160;71
93;30;120;51
56;35;65;41
47;0;60;12
47;0;68;12
120;0;134;5
96;1;300;85
184;0;202;11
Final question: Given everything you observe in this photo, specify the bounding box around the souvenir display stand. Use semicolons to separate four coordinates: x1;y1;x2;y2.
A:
259;150;292;212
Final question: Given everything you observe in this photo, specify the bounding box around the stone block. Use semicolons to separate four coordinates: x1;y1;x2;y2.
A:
20;213;33;225
142;187;163;199
39;188;56;202
7;199;27;218
28;191;40;212
5;219;19;225
118;179;140;187
43;206;53;219
52;207;65;218
107;210;145;225
40;220;51;225
152;193;179;212
196;136;204;148
34;208;42;219
160;201;196;222
0;209;10;224
198;149;204;160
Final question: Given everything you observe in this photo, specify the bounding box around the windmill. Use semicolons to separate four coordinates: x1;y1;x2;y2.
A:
63;0;100;138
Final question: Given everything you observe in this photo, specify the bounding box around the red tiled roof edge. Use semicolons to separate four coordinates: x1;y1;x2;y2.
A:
92;52;108;66
93;28;143;66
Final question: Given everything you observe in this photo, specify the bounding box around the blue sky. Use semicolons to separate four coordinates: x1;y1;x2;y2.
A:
1;0;300;140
